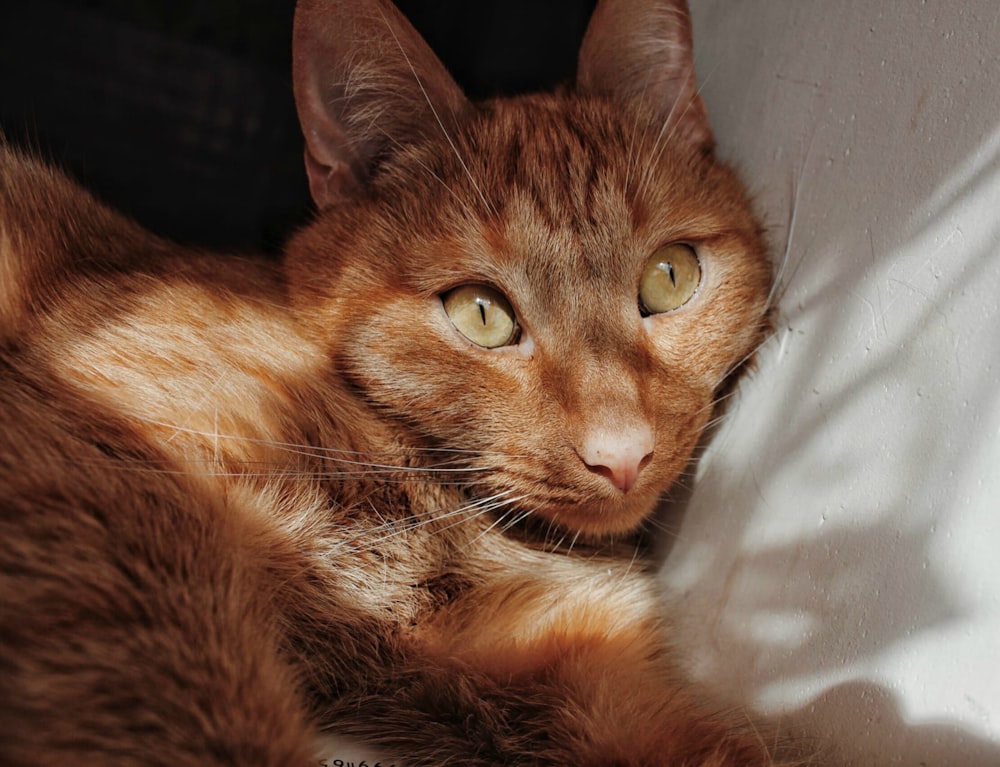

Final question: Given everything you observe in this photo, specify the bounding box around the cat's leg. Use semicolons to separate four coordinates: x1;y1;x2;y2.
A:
323;551;796;766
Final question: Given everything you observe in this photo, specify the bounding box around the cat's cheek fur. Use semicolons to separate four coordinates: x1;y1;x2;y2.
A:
329;270;729;537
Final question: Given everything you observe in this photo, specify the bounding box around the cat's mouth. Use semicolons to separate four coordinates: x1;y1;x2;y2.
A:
510;420;701;537
472;461;672;540
541;485;667;538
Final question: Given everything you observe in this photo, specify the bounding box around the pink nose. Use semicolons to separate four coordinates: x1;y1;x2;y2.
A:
576;425;654;492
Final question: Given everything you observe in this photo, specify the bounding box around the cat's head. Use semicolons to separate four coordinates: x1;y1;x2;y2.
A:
286;0;771;537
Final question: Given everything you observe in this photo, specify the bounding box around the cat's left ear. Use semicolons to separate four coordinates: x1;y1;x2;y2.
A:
293;0;470;209
577;0;713;151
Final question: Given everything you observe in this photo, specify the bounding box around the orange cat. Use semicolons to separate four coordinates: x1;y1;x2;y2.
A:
0;0;796;764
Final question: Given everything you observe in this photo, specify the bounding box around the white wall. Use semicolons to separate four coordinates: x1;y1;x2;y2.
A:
664;2;1000;764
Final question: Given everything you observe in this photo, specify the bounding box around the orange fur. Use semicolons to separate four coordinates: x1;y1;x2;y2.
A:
0;0;809;764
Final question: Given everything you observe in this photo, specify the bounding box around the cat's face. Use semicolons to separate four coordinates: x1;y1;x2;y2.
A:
287;0;771;537
288;96;770;536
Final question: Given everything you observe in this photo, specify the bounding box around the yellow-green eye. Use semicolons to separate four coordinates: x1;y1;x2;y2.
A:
442;284;518;348
639;243;701;315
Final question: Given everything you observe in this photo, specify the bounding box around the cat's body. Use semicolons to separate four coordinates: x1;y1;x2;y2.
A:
0;0;788;764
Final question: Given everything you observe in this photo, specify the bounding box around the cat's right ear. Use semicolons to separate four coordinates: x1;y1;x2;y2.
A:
293;0;469;209
577;0;713;151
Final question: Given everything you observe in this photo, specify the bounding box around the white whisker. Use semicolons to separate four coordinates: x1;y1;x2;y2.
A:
375;5;496;219
500;506;535;532
381;132;481;223
766;130;815;310
636;61;718;201
366;490;525;545
124;415;505;468
566;528;584;556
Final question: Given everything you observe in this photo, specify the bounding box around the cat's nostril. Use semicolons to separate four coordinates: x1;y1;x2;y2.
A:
577;426;654;493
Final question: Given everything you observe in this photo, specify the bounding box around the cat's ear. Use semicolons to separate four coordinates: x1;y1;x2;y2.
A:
577;0;713;151
293;0;469;209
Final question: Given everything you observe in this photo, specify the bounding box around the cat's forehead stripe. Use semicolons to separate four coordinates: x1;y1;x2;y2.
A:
472;98;626;230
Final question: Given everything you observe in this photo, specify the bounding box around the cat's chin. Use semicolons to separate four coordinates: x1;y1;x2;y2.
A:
533;491;662;539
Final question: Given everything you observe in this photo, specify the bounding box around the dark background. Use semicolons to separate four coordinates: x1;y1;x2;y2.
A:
0;0;596;253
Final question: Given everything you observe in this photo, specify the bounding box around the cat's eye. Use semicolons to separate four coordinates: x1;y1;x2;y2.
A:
638;243;701;315
442;284;519;348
